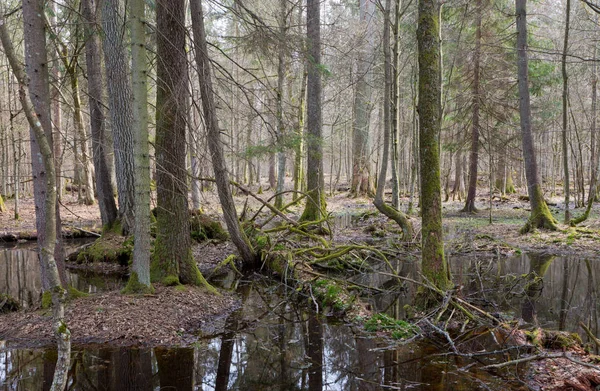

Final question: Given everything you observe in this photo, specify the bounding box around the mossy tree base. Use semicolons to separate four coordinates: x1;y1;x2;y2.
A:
122;272;154;294
520;204;558;234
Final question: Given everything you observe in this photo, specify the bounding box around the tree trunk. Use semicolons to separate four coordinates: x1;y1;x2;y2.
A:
274;0;287;210
561;0;571;224
374;0;413;241
82;0;118;228
102;0;136;234
462;0;482;214
516;0;557;233
351;0;376;197
300;0;327;222
125;0;152;293
417;0;451;292
153;0;206;287
190;0;258;268
0;8;70;390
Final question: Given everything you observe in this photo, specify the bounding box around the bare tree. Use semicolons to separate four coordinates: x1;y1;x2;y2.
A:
0;5;70;389
82;0;118;228
516;0;557;233
300;0;327;222
102;0;135;234
417;0;451;292
125;0;152;292
190;0;258;268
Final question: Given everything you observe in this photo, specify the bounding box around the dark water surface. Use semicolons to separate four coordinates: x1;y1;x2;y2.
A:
0;242;597;390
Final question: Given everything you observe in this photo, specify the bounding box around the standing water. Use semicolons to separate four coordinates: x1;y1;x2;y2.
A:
0;243;597;390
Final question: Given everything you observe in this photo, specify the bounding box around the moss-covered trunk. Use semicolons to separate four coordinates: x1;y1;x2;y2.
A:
417;0;452;293
152;0;208;287
516;0;557;233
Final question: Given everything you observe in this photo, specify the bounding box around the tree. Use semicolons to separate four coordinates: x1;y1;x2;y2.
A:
300;0;327;222
152;0;206;286
515;0;557;233
125;0;152;292
274;0;287;210
102;0;135;234
373;0;413;240
417;0;451;291
0;4;70;389
462;0;482;214
561;0;571;224
190;0;258;269
82;0;118;228
351;0;376;197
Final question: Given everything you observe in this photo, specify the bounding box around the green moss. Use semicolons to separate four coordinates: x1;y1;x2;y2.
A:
312;279;351;312
122;272;154;294
190;212;228;242
41;291;52;309
364;313;418;340
162;275;180;286
68;286;89;300
174;284;187;292
76;232;132;265
57;321;68;335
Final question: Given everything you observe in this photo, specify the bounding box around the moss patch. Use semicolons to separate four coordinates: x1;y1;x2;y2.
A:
76;232;132;265
122;272;155;294
190;212;228;242
312;279;352;313
364;313;419;340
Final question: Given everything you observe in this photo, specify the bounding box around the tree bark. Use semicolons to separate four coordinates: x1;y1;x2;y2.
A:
561;0;571;224
462;0;482;213
374;0;413;241
300;0;327;222
153;0;205;286
417;0;451;292
125;0;152;292
351;0;376;197
274;0;287;210
82;0;118;228
516;0;557;233
0;8;70;390
190;0;258;268
102;0;136;234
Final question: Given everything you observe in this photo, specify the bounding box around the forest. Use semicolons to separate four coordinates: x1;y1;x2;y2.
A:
0;0;600;389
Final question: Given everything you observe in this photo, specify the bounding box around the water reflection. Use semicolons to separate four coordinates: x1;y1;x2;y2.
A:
1;250;599;390
0;243;124;308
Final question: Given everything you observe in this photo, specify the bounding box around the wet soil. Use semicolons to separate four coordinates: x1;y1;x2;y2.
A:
0;284;236;348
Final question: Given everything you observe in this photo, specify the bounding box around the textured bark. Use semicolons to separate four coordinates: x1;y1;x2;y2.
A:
274;0;287;210
82;0;118;228
0;8;70;391
102;0;135;234
127;0;152;292
152;0;202;285
300;0;327;222
190;0;258;267
374;0;413;241
66;63;95;206
390;0;402;209
351;0;376;197
516;0;557;233
462;0;482;214
561;0;571;224
20;0;66;289
417;0;451;292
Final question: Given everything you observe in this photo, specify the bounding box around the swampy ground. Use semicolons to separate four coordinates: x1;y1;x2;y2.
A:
1;187;600;390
